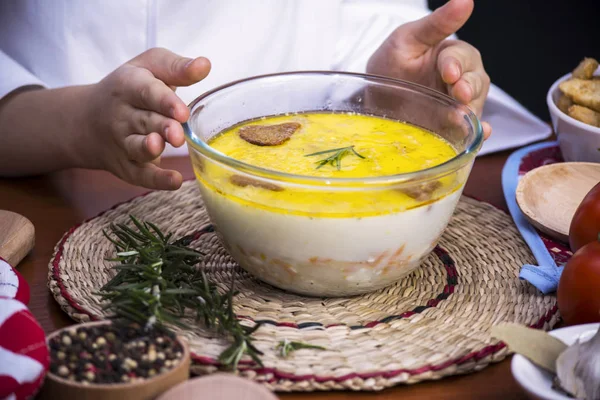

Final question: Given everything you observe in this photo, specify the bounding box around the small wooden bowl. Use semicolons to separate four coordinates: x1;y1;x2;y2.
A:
515;162;600;243
39;320;191;400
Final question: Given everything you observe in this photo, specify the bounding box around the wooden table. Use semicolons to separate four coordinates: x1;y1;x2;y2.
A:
0;149;531;399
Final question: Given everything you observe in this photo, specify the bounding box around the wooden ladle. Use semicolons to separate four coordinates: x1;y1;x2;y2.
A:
516;162;600;243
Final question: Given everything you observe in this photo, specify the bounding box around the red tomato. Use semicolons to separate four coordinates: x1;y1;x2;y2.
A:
557;240;600;325
569;181;600;253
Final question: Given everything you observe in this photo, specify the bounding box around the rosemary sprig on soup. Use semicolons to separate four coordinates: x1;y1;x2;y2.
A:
304;145;366;170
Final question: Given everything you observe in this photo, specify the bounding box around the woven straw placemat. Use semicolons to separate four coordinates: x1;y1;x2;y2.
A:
48;181;558;392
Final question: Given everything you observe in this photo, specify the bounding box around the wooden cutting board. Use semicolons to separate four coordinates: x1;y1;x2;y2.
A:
0;210;35;267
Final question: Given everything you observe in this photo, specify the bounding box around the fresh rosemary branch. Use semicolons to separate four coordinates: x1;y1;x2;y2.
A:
304;145;366;170
96;215;263;370
276;339;326;358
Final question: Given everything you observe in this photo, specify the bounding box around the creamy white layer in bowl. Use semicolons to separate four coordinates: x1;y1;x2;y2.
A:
199;185;462;296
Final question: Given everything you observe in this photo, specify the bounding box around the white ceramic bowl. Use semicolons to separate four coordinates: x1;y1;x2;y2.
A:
547;70;600;163
511;323;599;400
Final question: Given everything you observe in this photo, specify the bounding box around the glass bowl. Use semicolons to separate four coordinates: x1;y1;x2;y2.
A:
183;71;483;296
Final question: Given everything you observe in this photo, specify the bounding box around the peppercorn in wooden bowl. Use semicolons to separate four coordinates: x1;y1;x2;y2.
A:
40;320;190;400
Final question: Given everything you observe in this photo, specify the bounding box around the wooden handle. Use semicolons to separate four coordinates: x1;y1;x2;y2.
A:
0;210;35;267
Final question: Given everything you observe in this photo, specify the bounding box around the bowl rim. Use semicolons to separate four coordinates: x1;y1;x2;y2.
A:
45;320;191;390
547;71;600;135
183;70;483;186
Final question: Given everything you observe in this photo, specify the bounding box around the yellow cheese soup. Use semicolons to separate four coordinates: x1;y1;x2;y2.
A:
194;112;459;217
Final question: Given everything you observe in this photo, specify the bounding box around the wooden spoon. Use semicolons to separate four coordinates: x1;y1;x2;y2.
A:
516;162;600;243
156;373;279;400
0;210;35;266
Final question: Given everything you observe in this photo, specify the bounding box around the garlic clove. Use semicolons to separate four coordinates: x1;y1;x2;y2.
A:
556;327;600;400
556;339;587;398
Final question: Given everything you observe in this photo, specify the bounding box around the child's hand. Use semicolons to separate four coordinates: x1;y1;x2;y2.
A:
367;0;492;139
83;48;211;190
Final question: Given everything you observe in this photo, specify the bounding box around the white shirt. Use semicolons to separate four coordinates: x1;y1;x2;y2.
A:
0;0;550;156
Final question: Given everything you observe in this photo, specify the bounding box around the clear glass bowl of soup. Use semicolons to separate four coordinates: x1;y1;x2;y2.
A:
184;71;483;297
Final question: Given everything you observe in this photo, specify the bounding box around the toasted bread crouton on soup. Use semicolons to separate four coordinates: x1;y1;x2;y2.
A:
238;122;301;146
229;174;283;191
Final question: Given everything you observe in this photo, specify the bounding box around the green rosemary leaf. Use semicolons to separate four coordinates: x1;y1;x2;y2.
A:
145;221;167;243
103;229;126;250
116;304;151;321
170;297;185;316
158;309;191;329
138;271;160;283
305;145;366;171
113;264;149;272
100;277;121;291
104;257;129;262
217;342;238;364
219;339;246;371
249;351;264;367
201;271;212;300
181;244;205;254
116;223;148;242
173;234;197;247
130;216;161;243
137;247;160;263
112;229;138;248
162;288;200;295
111;308;147;324
111;282;149;291
243;323;263;336
165;249;205;258
108;298;136;307
276;339;326;358
245;340;264;356
171;263;197;274
304;146;355;157
116;250;139;257
315;159;329;170
350;147;366;159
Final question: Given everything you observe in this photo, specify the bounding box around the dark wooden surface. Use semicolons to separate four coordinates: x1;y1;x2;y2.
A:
0;149;531;399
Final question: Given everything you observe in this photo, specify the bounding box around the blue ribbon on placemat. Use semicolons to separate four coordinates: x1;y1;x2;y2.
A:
501;141;564;294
